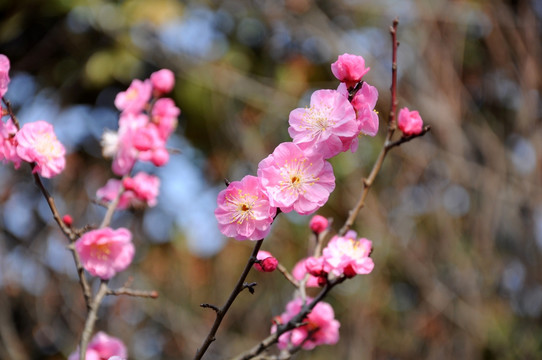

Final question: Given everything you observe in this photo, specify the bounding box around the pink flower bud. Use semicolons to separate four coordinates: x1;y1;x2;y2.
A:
151;147;169;166
331;53;370;88
122;177;135;191
343;264;356;278
309;215;328;234
151;69;175;94
397;107;423;136
254;250;278;272
305;256;326;277
62;214;73;227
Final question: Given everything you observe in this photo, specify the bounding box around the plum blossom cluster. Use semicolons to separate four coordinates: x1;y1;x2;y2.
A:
0;54;66;178
215;53;380;241
271;297;340;350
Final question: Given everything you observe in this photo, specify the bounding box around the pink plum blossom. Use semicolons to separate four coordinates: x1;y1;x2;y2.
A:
331;53;370;88
215;175;277;241
253;250;278;272
124;172;160;207
322;230;374;277
0;117;21;168
292;258;320;287
114;79;152;114
75;227;135;280
96;179;134;210
15;120;65;178
151;69;175;94
338;81;379;137
257;142;335;215
0;54;10;97
398;107;423;136
68;331;127;360
309;215;328;234
152;98;180;139
272;297;340;350
288;89;358;159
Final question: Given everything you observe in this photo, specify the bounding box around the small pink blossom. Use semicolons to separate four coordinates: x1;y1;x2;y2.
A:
331;53;370;88
0;117;21;168
15;120;65;178
68;331;127;360
398;107;423;135
292;258;320;287
305;256;326;277
152;98;180;139
0;54;10;97
322;230;374;277
254;250;278;272
309;215;328;234
97;173;159;210
257;142;335;216
215;175;277;241
288;89;358;159
151;69;175;94
75;227;135;280
126;172;160;207
272;297;340;350
114;79;152;114
96;179;134;209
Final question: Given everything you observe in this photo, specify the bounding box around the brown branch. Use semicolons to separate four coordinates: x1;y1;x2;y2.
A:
107;287;159;299
194;239;264;360
79;281;109;360
276;263;300;288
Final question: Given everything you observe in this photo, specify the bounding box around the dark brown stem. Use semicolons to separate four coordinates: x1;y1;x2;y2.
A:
194;239;264;360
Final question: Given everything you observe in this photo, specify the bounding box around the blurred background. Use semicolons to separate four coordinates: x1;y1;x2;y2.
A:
0;0;541;359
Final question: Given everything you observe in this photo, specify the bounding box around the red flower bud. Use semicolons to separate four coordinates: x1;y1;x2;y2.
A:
62;214;73;227
309;215;328;234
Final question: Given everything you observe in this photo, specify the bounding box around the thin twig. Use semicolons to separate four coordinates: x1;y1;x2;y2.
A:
107;287;159;299
194;239;264;360
79;281;109;360
99;179;126;228
276;263;300;288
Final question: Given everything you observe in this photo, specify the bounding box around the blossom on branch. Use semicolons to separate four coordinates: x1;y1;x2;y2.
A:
253;250;278;272
215;175;276;241
292;258;320;287
398;107;423;136
15;120;66;178
309;215;329;234
272;297;340;350
97;172;160;209
114;79;152;114
322;230;374;277
75;227;135;280
68;331;127;360
331;53;370;88
0;117;21;168
0;54;10;97
288;89;358;159
257;142;335;216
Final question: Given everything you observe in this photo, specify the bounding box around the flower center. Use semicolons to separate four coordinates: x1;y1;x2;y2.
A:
35;132;61;159
278;157;318;194
303;105;333;138
126;88;139;101
91;243;111;261
226;190;258;224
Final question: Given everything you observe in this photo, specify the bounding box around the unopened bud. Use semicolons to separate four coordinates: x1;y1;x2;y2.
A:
309;215;328;234
317;276;328;287
151;148;169;166
122;177;135;191
343;264;357;278
254;250;278;272
62;214;73;227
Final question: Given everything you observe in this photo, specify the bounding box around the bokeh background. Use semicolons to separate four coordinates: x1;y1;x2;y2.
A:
0;0;541;359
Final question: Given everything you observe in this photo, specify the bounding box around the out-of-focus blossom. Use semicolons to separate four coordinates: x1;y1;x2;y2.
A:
75;227;134;280
114;79;152;114
0;117;21;168
292;258;320;287
151;69;175;94
68;331;127;360
253;250;278;272
309;215;329;234
101;130;120;158
0;54;10;97
15;120;65;178
288;89;358;159
152;98;180;139
96;179;134;209
322;230;373;277
257;142;335;215
271;297;340;350
97;172;160;210
305;256;327;277
398;107;423;136
331;53;370;88
215;175;276;241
